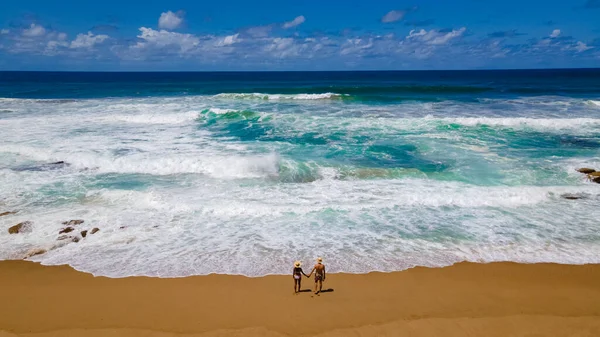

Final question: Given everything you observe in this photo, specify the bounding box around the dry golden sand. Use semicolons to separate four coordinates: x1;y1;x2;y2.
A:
1;261;600;336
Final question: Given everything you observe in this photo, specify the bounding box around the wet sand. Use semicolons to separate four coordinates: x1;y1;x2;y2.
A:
1;261;600;336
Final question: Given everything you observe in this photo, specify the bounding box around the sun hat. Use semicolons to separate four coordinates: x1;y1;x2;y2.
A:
294;261;301;267
317;257;323;263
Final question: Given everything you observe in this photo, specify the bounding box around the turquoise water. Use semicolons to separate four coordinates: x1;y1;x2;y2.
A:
0;70;600;277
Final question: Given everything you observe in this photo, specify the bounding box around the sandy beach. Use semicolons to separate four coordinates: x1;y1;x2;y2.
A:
0;261;599;336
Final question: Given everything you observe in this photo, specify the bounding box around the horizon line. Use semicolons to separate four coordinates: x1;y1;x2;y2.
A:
1;67;600;73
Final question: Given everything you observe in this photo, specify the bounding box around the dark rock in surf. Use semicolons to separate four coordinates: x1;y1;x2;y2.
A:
62;219;84;226
577;168;596;174
59;227;74;234
593;176;600;184
588;172;600;177
81;230;88;238
90;228;100;234
561;193;585;200
57;235;79;243
8;221;32;234
12;161;70;172
0;211;17;217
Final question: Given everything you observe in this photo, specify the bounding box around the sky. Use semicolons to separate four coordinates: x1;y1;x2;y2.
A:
0;0;599;71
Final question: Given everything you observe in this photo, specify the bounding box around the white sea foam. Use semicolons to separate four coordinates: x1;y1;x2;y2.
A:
432;116;600;131
2;179;599;277
212;92;345;100
103;111;201;125
586;100;600;107
2;94;600;278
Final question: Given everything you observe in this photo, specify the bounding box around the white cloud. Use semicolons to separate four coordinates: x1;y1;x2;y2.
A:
22;24;46;37
537;38;551;46
70;32;109;49
266;37;294;51
46;40;69;51
381;10;405;23
340;38;374;55
575;41;592;53
408;29;427;38
158;11;184;30
407;27;466;45
244;25;272;38
133;27;199;53
550;29;561;38
217;34;239;46
264;37;313;58
282;16;305;29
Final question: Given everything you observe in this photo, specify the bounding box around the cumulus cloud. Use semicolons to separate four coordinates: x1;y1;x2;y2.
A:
132;27;199;53
282;16;305;29
158;11;184;30
381;10;406;23
46;39;69;52
575;41;592;52
407;27;466;45
340;38;374;55
70;32;109;49
22;24;46;37
2;12;598;70
217;34;239;46
263;37;319;59
241;25;273;38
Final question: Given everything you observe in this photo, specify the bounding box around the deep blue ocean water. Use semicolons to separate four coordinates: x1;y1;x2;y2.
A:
1;69;600;277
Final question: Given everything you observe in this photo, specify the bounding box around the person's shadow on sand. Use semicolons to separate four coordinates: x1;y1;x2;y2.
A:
298;288;334;293
309;288;334;296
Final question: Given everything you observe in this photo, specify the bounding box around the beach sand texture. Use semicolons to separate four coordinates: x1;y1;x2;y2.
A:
1;261;600;336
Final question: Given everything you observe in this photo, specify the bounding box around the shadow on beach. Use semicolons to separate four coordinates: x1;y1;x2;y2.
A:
297;288;334;295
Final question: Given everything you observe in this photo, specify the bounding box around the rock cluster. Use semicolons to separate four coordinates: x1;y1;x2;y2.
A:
56;220;99;243
8;221;32;234
7;218;102;258
62;219;84;226
577;168;600;183
59;227;74;234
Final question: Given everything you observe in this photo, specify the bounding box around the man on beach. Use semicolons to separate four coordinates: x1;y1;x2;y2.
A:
308;257;326;294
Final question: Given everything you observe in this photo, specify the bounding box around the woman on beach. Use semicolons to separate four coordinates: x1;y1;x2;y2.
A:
292;261;308;294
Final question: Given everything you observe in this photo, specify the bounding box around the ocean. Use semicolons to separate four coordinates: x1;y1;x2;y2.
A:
1;69;600;277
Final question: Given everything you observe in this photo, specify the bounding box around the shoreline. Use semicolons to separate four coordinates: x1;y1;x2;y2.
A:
26;258;600;279
1;261;600;336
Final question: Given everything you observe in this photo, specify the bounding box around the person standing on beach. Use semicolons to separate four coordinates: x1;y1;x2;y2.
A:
308;257;326;294
292;261;308;294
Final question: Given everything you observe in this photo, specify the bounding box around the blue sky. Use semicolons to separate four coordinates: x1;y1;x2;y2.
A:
0;0;599;70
